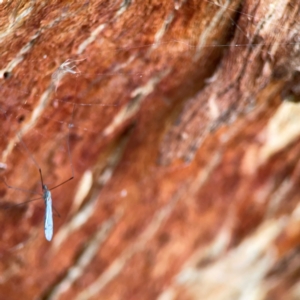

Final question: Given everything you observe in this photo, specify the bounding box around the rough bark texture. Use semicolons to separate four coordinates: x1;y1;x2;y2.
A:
0;0;300;299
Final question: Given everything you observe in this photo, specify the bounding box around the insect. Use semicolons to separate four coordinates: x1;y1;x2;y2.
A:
43;183;53;241
1;106;75;241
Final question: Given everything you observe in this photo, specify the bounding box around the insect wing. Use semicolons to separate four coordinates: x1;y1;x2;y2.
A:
44;192;53;241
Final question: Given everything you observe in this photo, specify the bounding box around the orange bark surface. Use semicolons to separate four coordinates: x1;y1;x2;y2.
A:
0;0;300;299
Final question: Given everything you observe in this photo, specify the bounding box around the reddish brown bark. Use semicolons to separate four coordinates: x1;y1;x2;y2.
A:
0;0;300;299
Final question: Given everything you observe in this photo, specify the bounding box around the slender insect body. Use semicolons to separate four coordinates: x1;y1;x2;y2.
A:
1;105;75;241
43;185;53;241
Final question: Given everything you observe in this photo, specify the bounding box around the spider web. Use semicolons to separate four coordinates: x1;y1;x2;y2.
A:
0;0;298;245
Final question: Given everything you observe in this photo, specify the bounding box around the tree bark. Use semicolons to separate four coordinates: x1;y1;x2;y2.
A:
0;0;300;299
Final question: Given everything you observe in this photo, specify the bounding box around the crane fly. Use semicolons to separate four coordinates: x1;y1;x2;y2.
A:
0;105;75;241
43;184;53;241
